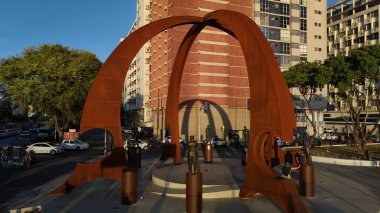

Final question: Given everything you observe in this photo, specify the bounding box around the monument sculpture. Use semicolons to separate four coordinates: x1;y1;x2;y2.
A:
187;135;200;175
52;10;308;212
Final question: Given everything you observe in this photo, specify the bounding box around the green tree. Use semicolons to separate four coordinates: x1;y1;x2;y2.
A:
0;44;102;140
283;61;332;137
325;48;379;159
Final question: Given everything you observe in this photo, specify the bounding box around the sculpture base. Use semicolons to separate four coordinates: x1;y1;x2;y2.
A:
300;164;315;197
51;147;127;194
121;167;137;204
186;172;202;213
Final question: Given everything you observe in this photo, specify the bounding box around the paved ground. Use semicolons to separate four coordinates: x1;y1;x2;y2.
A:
1;145;379;213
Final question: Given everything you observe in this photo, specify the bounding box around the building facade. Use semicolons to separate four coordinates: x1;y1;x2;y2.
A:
124;0;328;139
148;0;252;140
327;0;380;57
255;0;328;136
326;0;380;134
122;0;153;127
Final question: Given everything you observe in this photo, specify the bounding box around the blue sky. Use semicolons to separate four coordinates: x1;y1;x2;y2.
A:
0;0;136;61
1;0;337;62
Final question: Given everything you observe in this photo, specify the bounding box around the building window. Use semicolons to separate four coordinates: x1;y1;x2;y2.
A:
314;47;322;52
280;29;290;42
280;17;290;28
271;42;290;54
300;44;307;56
314;10;322;15
314;35;322;39
300;32;307;43
314;22;322;27
260;0;269;12
300;7;307;18
276;55;290;66
281;3;289;15
261;27;270;38
300;0;307;6
300;19;307;31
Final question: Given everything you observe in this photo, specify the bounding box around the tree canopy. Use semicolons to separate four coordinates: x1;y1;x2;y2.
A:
0;44;102;139
283;61;332;137
324;44;380;159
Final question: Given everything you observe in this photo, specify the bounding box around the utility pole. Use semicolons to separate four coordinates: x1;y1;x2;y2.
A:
235;99;238;130
160;93;163;140
198;105;202;143
245;91;248;127
157;89;160;141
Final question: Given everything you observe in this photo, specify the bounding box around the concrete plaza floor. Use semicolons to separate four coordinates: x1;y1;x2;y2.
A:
2;146;380;213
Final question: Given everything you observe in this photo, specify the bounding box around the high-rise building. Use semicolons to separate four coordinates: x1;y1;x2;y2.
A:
327;0;380;57
122;0;153;127
325;0;380;132
255;0;328;135
255;0;327;69
149;0;252;140
124;0;328;139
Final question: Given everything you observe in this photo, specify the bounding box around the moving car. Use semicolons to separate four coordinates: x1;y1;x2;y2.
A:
211;137;228;146
124;139;149;150
61;139;90;150
26;142;64;155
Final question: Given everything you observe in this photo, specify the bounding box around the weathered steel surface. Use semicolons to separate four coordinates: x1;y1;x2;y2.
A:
55;10;307;212
165;10;305;212
52;16;203;194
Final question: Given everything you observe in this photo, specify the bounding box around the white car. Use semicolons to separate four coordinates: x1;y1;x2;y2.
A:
26;142;64;155
61;139;90;150
211;137;228;146
124;139;149;150
318;133;338;141
164;136;185;144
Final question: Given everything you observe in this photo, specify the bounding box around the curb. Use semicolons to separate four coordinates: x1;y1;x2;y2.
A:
311;155;380;167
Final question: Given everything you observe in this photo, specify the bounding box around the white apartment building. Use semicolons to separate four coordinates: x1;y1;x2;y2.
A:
327;0;380;57
122;0;153;127
254;0;328;135
325;0;380;133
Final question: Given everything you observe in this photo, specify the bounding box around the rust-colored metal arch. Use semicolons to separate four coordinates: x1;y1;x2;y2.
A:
52;10;306;213
163;10;306;212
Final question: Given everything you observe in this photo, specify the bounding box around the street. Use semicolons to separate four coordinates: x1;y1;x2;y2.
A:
0;141;379;213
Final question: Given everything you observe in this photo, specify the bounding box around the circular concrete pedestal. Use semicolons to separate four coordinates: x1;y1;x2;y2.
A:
152;163;242;198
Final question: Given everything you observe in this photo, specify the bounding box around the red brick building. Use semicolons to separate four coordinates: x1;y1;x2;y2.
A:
149;0;252;140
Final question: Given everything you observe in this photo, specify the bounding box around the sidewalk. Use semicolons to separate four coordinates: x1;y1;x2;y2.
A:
4;147;380;213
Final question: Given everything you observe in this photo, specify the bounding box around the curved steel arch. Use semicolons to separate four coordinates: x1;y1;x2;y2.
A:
53;10;306;212
52;16;203;194
164;10;305;212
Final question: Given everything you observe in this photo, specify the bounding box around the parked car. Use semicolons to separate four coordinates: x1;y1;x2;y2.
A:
20;130;30;137
368;135;380;143
323;128;335;133
26;142;64;155
61;139;90;150
0;130;7;138
164;136;186;144
211;137;228;146
318;133;338;141
124;139;150;150
37;129;50;139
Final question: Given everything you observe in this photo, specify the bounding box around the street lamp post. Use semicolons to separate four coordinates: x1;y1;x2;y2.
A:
198;106;202;143
160;93;164;140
